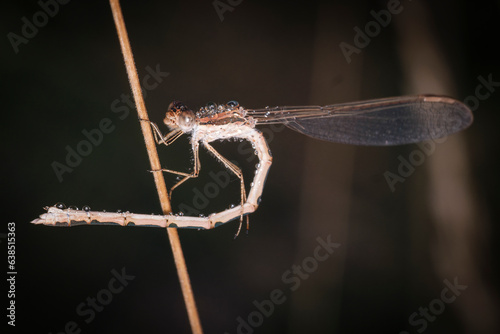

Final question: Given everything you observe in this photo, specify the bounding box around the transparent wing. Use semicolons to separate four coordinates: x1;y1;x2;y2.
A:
245;95;473;146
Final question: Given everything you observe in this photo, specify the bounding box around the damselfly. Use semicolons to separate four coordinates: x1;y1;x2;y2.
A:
32;95;473;235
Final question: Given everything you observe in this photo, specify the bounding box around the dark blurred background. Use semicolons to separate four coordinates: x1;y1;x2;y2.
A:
2;0;499;333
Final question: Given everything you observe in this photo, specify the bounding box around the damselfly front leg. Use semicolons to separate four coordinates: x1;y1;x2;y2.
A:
203;141;249;237
145;120;184;146
142;118;201;199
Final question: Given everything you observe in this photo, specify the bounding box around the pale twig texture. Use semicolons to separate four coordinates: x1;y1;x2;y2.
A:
109;1;203;333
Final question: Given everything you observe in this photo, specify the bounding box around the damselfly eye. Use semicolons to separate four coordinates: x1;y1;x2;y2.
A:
168;101;188;113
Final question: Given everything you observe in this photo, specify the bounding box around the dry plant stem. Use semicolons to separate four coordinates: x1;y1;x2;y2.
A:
109;1;203;333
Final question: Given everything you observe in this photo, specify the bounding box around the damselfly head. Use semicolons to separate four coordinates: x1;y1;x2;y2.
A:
165;101;196;132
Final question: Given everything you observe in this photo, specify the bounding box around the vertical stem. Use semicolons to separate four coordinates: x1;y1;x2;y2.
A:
109;1;203;333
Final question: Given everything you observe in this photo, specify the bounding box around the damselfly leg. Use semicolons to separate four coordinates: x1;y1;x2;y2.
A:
142;119;201;199
203;141;249;237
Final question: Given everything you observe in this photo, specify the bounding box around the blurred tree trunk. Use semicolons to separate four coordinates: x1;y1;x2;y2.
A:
395;2;499;333
287;2;361;332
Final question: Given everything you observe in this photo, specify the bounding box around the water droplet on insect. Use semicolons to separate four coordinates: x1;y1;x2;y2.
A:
206;102;216;112
230;204;235;208
117;209;122;213
226;100;239;109
179;212;184;216
83;205;91;212
55;202;66;209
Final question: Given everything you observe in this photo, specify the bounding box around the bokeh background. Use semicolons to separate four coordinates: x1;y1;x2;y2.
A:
2;0;499;333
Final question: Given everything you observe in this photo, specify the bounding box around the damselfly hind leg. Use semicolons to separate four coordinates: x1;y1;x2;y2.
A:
203;141;249;238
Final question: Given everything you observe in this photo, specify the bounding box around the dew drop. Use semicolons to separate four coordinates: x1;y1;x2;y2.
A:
206;102;216;112
55;202;66;209
226;100;239;109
